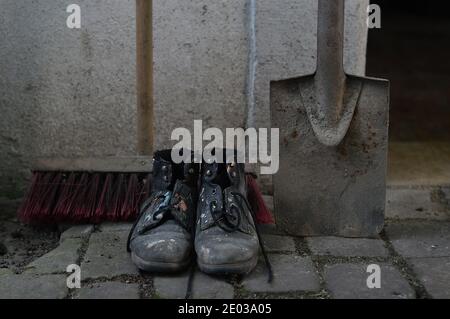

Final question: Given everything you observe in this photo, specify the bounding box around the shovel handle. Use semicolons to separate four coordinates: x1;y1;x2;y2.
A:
310;0;348;143
317;0;345;78
302;0;360;147
136;0;154;156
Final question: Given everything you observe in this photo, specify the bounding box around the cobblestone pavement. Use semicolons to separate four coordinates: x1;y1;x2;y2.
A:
0;186;449;299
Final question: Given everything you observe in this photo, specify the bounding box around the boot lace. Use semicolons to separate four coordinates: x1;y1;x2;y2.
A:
126;192;180;252
209;190;274;283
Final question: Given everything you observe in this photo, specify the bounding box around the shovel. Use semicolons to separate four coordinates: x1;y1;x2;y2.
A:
270;0;389;237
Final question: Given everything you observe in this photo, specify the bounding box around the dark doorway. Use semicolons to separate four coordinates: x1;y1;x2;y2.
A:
367;0;450;185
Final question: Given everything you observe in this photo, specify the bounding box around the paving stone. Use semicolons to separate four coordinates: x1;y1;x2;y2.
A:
386;188;448;220
261;235;296;253
153;273;190;299
24;238;83;275
242;255;320;293
0;198;21;220
0;268;13;276
0;242;7;255
60;225;94;242
82;231;139;279
258;224;281;235
191;272;235;299
325;263;415;299
100;222;133;233
75;281;140;299
408;257;450;299
307;237;389;257
0;274;67;299
440;187;450;214
153;271;234;299
442;187;450;203
386;221;450;258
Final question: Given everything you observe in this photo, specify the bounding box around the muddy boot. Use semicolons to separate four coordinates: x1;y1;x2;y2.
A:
127;150;199;273
195;151;263;275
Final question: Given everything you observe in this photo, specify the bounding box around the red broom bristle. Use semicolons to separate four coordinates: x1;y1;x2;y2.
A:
86;174;101;221
53;173;77;222
246;174;275;224
61;173;89;220
108;174;126;221
73;173;101;222
20;171;270;225
27;172;57;223
39;173;63;221
93;173;113;223
134;174;152;214
18;172;42;223
23;172;45;221
18;171;153;224
121;174;139;220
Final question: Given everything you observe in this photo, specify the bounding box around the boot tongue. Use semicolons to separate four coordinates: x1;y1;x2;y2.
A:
170;180;196;231
200;162;254;234
134;190;172;236
136;182;195;234
202;162;231;188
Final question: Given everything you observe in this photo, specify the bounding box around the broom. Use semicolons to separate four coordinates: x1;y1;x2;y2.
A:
18;163;273;224
18;0;155;224
17;0;274;225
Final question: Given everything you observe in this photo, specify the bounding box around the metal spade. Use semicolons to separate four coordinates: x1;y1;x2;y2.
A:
270;0;389;237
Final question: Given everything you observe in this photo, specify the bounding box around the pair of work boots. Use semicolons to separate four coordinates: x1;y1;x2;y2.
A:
127;150;267;276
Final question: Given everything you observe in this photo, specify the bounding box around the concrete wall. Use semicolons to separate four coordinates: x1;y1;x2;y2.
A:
0;0;137;198
0;0;368;198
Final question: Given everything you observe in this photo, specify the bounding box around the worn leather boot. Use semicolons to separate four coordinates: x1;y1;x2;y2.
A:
127;150;199;272
195;151;262;275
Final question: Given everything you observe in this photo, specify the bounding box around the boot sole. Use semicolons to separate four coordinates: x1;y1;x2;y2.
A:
132;252;191;273
197;255;259;276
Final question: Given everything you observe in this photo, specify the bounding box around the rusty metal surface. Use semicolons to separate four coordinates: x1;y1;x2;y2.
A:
271;75;389;237
270;0;389;238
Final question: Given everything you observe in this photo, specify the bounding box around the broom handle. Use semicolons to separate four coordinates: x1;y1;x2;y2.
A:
136;0;154;156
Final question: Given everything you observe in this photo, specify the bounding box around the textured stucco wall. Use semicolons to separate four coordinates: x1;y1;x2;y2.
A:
0;0;369;198
153;0;249;148
0;0;137;198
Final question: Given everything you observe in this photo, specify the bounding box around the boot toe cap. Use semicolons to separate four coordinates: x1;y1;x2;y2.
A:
196;232;259;267
131;232;192;265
